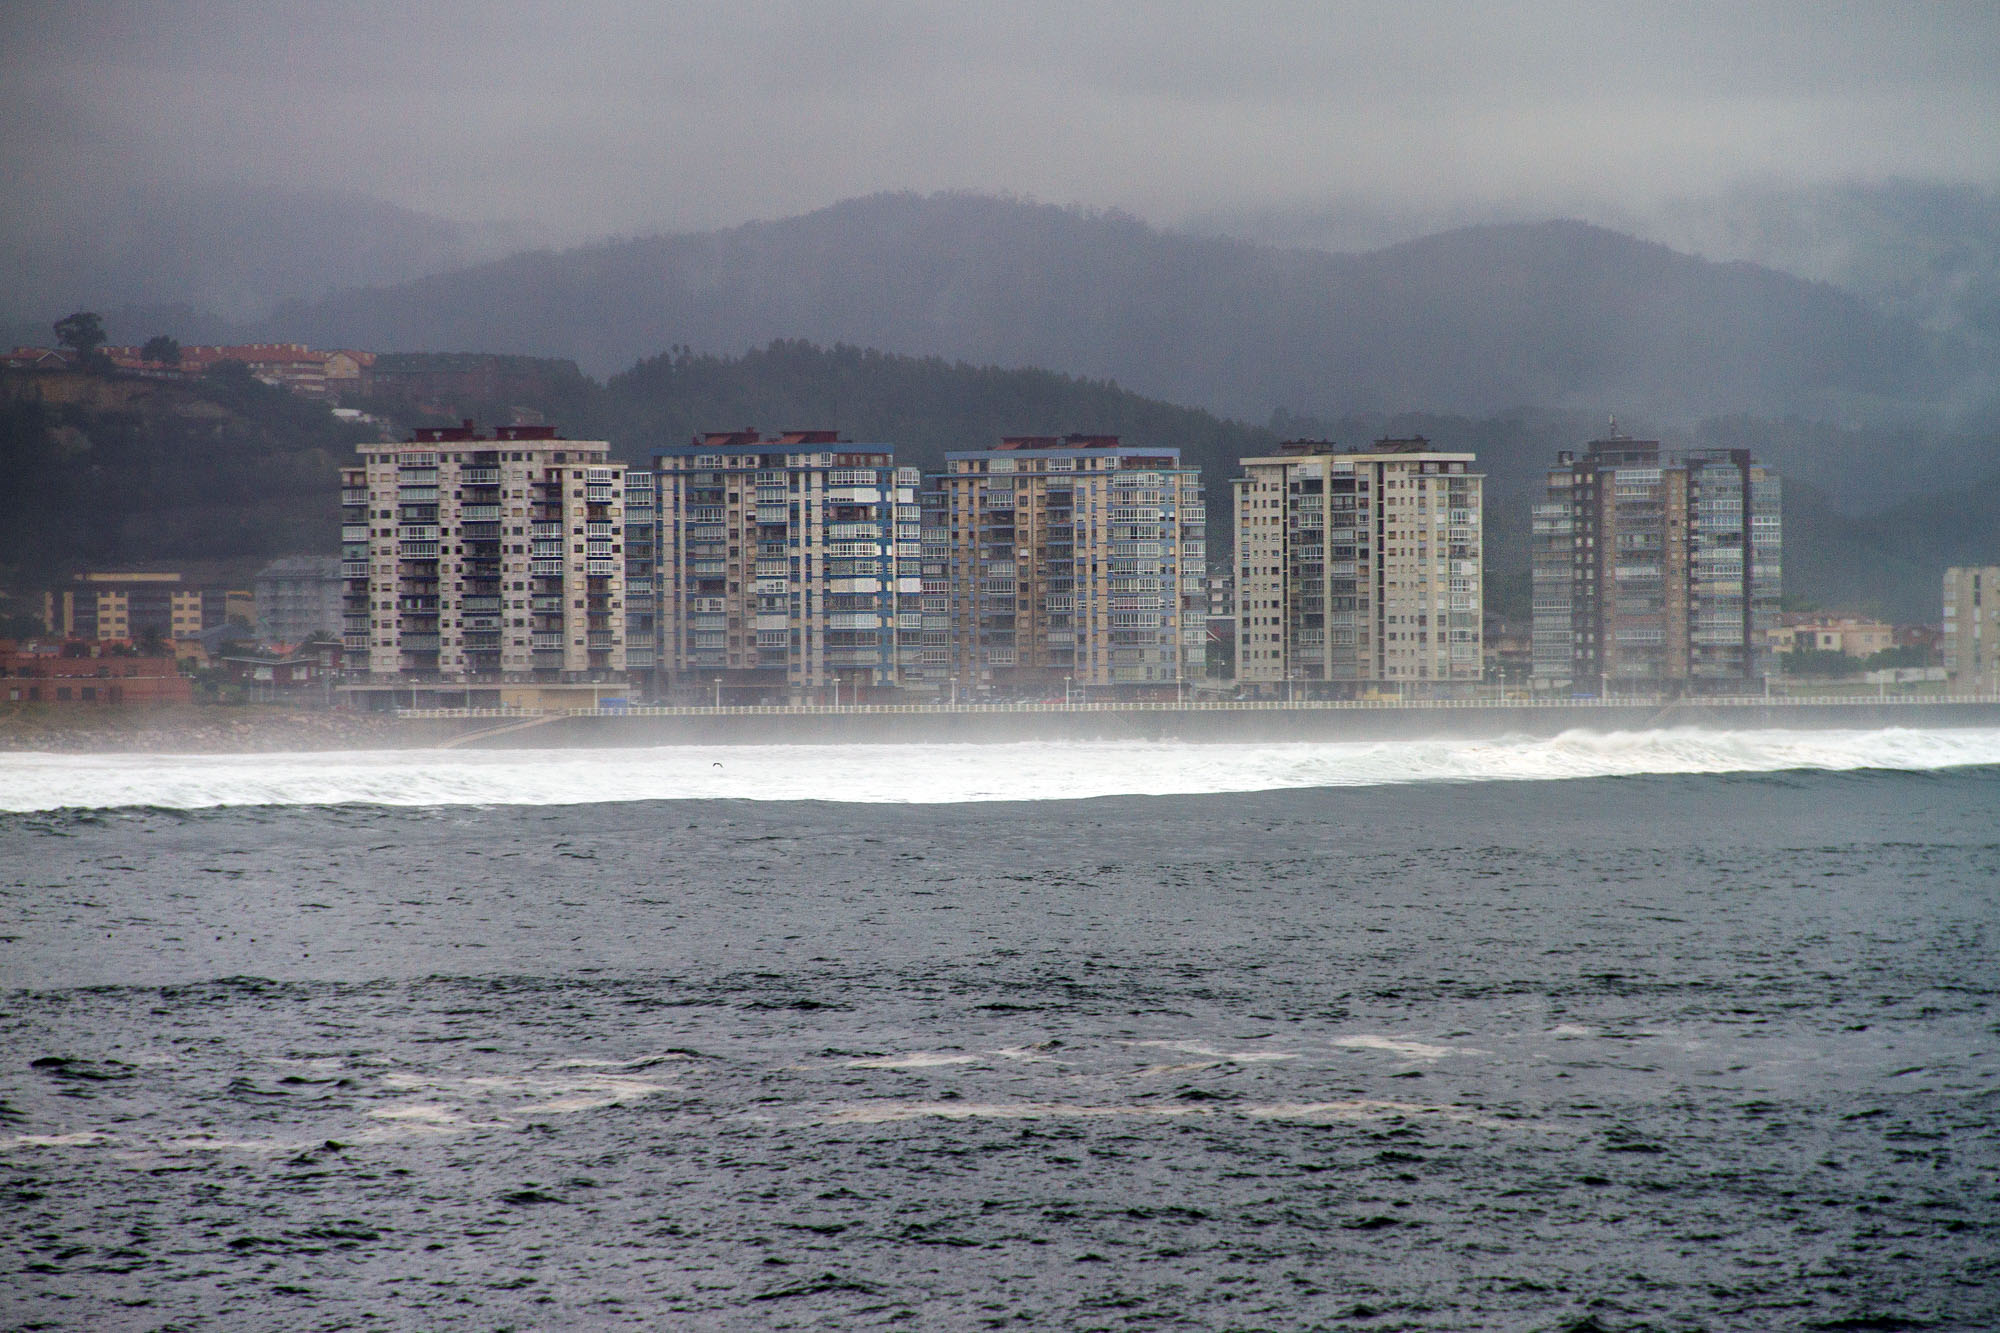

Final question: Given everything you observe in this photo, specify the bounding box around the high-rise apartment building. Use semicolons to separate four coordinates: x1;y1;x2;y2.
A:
1531;433;1780;693
651;431;921;698
341;422;628;689
1943;566;2000;692
623;471;657;680
1233;439;1483;692
926;436;1206;693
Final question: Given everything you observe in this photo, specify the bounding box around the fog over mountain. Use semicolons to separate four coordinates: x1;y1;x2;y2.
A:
235;192;1949;426
0;179;538;328
8;4;1997;424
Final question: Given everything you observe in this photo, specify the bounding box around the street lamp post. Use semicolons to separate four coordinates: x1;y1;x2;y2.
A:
713;676;721;710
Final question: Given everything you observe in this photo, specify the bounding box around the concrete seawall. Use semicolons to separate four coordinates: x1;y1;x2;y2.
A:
444;699;2000;748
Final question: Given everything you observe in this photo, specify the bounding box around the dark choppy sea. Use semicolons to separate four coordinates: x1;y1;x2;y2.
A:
2;747;1997;1330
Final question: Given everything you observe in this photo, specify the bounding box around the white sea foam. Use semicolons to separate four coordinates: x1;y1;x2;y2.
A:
2;726;1997;812
1329;1035;1479;1060
847;1053;982;1069
817;1099;1509;1126
1131;1040;1301;1063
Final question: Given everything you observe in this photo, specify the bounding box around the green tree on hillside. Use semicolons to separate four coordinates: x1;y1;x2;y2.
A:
141;335;182;365
53;311;107;367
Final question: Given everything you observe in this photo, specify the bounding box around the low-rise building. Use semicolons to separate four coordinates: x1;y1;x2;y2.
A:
43;571;227;649
1770;614;1893;659
0;641;192;706
221;641;344;700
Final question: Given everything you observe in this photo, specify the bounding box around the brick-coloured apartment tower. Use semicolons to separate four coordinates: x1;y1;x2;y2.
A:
651;431;921;699
1233;439;1484;694
927;436;1206;694
341;422;628;684
1531;432;1780;694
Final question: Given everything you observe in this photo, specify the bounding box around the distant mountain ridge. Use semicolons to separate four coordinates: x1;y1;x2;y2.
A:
257;192;1952;423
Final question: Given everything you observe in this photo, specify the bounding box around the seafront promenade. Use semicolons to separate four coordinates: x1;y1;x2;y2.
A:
400;693;2000;747
6;694;1997;753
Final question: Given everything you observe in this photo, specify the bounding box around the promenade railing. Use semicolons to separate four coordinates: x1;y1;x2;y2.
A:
394;693;2000;720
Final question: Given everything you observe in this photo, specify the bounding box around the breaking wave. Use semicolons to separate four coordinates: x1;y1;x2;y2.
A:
3;726;1999;811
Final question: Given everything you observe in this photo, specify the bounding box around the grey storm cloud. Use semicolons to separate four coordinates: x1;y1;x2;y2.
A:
5;0;2000;240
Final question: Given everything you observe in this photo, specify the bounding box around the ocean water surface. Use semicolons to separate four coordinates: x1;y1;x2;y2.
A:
1;730;1996;1330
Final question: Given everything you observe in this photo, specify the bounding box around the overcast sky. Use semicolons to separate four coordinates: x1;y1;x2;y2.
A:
6;0;2000;245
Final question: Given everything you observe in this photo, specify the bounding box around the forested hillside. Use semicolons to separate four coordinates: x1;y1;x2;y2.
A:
0;366;373;583
591;340;1277;486
8;343;1991;627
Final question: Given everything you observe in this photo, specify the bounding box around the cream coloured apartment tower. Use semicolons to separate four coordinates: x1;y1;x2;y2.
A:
1234;438;1482;692
342;422;627;683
